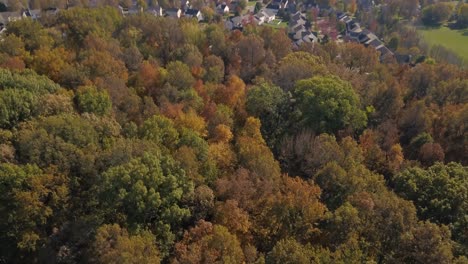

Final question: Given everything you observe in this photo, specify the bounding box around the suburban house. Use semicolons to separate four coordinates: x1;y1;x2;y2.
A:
216;4;229;14
166;8;182;18
255;9;275;24
185;8;203;21
146;6;163;17
43;7;60;16
338;12;394;61
287;11;319;46
270;0;288;9
181;0;190;10
22;9;41;20
265;3;279;14
0;11;22;24
290;28;319;46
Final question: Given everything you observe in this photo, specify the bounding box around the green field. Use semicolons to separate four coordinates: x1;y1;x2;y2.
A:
417;26;468;62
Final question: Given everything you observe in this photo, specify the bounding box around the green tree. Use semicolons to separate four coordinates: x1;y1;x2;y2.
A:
139;115;180;149
254;2;262;14
458;4;468;27
75;86;112;116
166;61;196;91
0;89;38;129
98;152;194;255
246;81;288;149
294;75;367;134
421;3;451;26
393;162;467;252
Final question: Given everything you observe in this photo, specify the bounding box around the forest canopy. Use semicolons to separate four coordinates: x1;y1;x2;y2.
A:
0;5;466;264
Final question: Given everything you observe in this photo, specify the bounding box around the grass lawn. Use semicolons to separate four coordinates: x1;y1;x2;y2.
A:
264;19;288;29
417;26;468;62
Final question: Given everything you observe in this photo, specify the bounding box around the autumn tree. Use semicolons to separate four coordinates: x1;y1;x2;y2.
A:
92;224;160;264
172;221;245;264
0;164;69;261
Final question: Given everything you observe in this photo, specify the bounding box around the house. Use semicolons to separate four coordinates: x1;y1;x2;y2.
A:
216;4;229;14
287;2;296;13
166;8;182;18
118;5;129;15
254;9;275;24
181;0;190;10
255;12;265;24
291;29;318;46
185;8;203;21
146;6;163;17
22;9;41;20
367;38;383;49
0;11;22;23
376;45;393;60
271;0;288;9
224;20;234;30
43;7;60;16
289;16;306;28
395;53;412;64
265;3;279;14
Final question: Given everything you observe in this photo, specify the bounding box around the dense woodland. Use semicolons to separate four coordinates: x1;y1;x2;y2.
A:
0;6;467;264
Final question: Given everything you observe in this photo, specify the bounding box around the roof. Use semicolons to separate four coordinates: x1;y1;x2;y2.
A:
185;9;200;15
231;16;242;25
337;12;346;19
0;11;21;22
368;38;382;48
376;46;393;57
262;9;275;17
395;53;412;64
166;8;180;12
266;3;280;10
289;18;305;28
291;11;302;20
224;20;234;30
358;33;369;43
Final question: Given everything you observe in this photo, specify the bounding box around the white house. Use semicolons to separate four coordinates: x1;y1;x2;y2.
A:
185;8;203;21
22;9;41;20
255;9;275;24
166;8;182;18
146;6;163;17
216;4;229;14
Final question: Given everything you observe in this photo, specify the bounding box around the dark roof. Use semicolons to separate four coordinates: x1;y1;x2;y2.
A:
337;12;346;19
166;8;180;12
395;53;412;64
185;8;199;15
377;46;392;57
358;33;370;43
266;3;280;10
361;29;371;35
368;38;382;48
